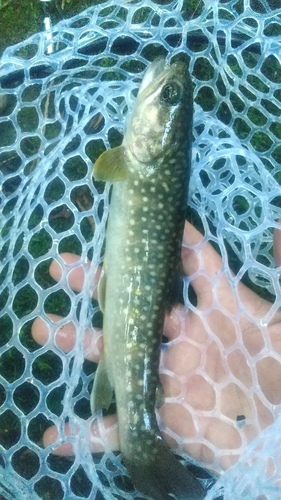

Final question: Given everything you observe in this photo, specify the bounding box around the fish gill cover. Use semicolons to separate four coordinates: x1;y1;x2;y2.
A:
0;0;281;499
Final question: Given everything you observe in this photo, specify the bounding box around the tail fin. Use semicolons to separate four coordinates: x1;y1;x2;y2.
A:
123;438;205;500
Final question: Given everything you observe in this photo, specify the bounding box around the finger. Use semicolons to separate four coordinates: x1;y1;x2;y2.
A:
181;221;272;318
273;218;281;267
165;222;225;337
182;221;223;277
49;253;101;295
43;415;120;455
163;306;185;341
31;314;103;362
49;253;86;290
182;221;226;309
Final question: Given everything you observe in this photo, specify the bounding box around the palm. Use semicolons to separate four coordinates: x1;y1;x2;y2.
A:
159;222;281;472
32;221;281;472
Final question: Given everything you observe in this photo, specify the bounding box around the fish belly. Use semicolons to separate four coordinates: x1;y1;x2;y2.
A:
102;175;205;499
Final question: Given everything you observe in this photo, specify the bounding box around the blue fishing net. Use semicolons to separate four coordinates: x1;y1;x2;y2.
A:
0;0;281;499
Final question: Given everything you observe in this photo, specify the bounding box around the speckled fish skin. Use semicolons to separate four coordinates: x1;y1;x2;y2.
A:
92;58;205;499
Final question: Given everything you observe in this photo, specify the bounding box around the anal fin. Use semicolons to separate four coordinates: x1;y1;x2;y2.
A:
97;264;106;313
90;353;113;414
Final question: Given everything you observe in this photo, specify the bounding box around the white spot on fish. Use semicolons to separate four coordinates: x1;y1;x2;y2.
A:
133;414;140;425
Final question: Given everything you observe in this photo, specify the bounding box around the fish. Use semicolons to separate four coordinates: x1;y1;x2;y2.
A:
91;57;205;500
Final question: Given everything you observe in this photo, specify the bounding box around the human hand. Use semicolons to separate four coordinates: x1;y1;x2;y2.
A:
31;221;281;474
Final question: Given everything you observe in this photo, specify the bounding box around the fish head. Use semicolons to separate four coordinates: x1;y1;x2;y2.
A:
124;57;193;171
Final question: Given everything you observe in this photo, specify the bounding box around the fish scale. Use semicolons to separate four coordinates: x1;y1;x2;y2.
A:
106;171;185;437
92;58;204;499
1;1;281;499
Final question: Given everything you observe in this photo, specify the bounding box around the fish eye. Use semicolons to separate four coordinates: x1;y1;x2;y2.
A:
160;82;182;105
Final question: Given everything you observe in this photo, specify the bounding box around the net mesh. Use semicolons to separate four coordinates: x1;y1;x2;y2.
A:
0;0;281;498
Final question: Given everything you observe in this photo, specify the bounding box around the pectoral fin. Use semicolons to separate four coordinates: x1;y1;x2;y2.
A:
90;353;113;414
93;145;128;182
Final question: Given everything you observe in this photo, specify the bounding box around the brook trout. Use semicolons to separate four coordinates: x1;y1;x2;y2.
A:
92;57;205;500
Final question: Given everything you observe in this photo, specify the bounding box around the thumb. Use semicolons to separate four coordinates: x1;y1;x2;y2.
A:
43;415;120;456
182;221;225;309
